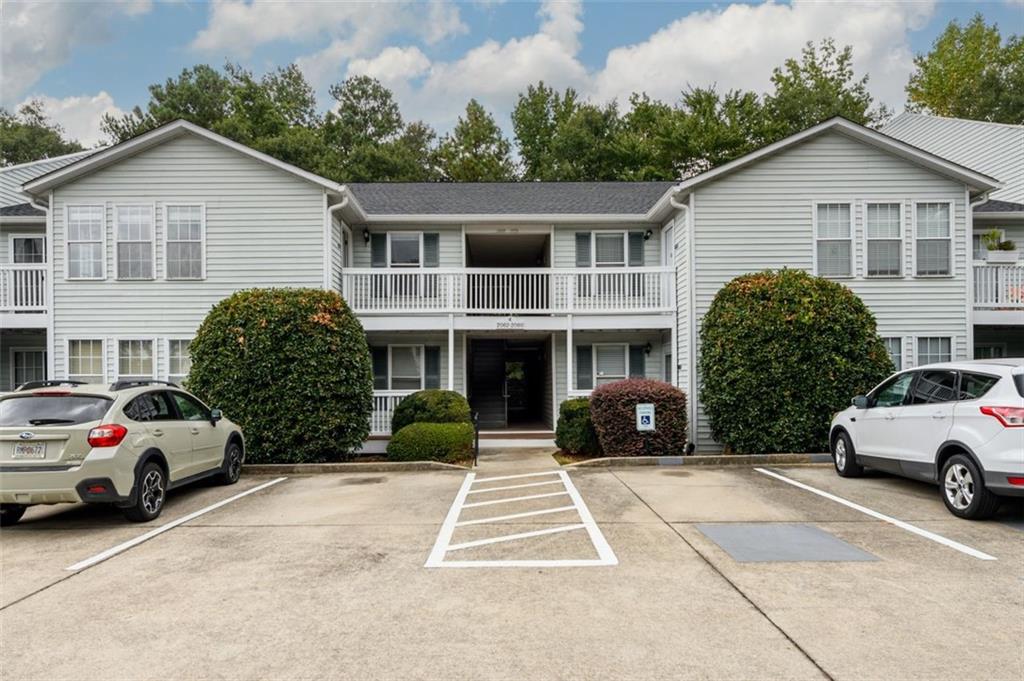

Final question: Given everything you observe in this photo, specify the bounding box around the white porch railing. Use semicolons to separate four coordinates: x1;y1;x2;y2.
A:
0;264;47;313
342;267;675;314
370;390;416;434
974;263;1024;309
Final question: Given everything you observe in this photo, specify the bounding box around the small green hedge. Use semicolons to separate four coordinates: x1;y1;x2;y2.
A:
386;422;475;463
391;389;472;433
589;379;688;457
555;397;602;456
699;269;893;454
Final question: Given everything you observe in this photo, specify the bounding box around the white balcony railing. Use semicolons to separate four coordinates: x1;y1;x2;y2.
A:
0;264;47;313
370;390;415;434
974;263;1024;309
342;267;675;315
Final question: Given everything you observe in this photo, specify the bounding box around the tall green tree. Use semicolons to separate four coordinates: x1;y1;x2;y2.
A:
906;14;1024;123
613;94;678;180
0;100;84;166
511;82;580;180
668;86;769;177
436;99;516;181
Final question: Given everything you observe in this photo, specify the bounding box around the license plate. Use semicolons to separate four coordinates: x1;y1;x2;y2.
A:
13;442;46;459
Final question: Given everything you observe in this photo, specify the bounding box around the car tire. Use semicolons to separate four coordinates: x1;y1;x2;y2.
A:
940;454;1001;520
215;441;243;486
123;462;167;523
0;503;27;527
832;431;863;478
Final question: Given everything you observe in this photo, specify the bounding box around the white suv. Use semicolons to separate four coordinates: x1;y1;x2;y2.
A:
829;359;1024;519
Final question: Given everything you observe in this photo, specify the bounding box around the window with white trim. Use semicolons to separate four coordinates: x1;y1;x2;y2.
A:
917;337;951;365
883;337;902;371
594;344;628;386
594;232;626;267
168;339;192;385
389;345;424;390
12;350;46;389
115;205;154;280
11;235;45;264
815;203;852;277
68;339;104;383
117;339;154;381
389;233;421;267
866;203;902;277
166;205;204;279
66;206;104;279
915;203;952;276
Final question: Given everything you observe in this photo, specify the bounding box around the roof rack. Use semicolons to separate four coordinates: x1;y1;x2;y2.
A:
109;379;180;391
17;380;86;391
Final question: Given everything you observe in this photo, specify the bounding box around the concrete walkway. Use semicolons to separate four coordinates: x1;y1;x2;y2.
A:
474;447;559;474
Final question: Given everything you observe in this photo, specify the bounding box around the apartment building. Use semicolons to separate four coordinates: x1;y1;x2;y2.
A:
1;115;1011;452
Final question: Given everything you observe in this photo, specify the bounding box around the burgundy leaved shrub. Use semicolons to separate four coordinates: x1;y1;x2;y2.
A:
589;379;688;457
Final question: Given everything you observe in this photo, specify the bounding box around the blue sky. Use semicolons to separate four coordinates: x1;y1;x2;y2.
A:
3;1;1021;145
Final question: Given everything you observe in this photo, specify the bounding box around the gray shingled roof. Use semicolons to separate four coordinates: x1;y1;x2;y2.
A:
347;182;676;215
0;202;44;217
975;199;1024;213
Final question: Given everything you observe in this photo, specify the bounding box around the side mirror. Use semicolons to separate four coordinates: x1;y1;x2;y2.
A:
852;395;871;409
210;408;223;424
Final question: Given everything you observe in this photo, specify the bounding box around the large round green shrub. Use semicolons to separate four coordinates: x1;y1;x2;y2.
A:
386;422;474;463
391;389;471;434
555;397;602;456
589;379;688;457
699;269;893;454
187;288;373;463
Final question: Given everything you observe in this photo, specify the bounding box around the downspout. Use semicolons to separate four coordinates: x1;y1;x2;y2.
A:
325;189;350;292
966;190;991;361
668;189;695;450
29;196;55;381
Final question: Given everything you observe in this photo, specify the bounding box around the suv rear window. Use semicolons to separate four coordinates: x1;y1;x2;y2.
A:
0;395;113;426
959;373;1000;400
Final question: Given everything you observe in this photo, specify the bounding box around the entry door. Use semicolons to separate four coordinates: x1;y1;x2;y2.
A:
469;340;507;429
856;372;914;459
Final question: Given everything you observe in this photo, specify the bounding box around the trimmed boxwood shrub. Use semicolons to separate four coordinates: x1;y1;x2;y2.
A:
391;389;472;434
187;288;373;463
386;422;475;463
699;269;893;454
589;379;688;457
555;397;602;456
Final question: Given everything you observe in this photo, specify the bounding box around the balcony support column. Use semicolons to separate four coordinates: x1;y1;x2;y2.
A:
566;314;574;393
447;314;455;390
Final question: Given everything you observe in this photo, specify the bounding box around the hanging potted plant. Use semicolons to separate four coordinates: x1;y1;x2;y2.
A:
982;229;1019;263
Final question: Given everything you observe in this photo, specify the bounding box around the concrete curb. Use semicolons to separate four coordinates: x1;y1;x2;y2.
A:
243;461;471;475
563;453;832;468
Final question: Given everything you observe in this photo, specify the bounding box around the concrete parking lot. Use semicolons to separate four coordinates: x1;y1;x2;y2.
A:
1;453;1022;681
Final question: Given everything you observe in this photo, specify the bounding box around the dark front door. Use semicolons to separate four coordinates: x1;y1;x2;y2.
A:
469;340;545;429
469;340;507;429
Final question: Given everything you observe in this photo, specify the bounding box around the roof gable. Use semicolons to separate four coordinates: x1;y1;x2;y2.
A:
1;149;100;207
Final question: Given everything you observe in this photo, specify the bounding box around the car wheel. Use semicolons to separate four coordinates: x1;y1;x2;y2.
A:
0;503;27;527
123;462;167;523
215;441;243;486
940;454;1001;520
832;431;863;478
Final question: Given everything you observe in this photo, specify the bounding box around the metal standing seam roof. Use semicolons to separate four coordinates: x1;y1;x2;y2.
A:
0;149;102;208
346;181;677;216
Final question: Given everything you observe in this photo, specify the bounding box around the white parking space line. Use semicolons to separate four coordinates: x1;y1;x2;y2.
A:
65;477;288;572
755;468;997;561
425;470;617;568
467;479;563;494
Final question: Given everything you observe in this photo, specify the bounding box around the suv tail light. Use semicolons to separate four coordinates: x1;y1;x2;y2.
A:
979;406;1024;428
87;424;128;447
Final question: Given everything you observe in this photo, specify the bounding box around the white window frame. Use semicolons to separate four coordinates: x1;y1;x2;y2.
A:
882;337;903;372
115;337;157;381
386;232;424;269
8;347;46;390
113;204;156;281
163;203;206;280
387;344;425;391
64;204;106;280
812;202;854;278
863;201;905;278
915;336;953;366
66;338;106;384
7;233;46;264
591;231;628;268
972;228;1005;262
165;337;193;384
592;343;629;386
912;200;955;278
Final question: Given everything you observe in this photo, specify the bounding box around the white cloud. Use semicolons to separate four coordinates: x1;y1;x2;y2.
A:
0;1;152;104
347;47;432;83
18;92;125;147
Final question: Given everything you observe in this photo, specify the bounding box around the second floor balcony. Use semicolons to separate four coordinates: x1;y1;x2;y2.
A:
0;263;47;316
341;267;675;315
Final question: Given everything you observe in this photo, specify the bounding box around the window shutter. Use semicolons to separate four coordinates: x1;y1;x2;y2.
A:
370;233;387;267
628;232;644;266
423;233;440;268
575;232;592;268
371;347;388;390
576;345;593;390
629;345;646;378
424;346;441;389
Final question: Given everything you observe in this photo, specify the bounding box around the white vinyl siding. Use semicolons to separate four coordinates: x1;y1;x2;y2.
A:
865;203;903;277
164;204;205;280
917;337;951;365
114;205;155;280
167;339;191;384
914;202;953;276
68;339;104;383
814;203;852;277
66;205;105;279
117;339;155;380
883;337;903;371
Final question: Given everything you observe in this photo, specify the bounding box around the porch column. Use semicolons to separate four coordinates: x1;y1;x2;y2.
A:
447;314;455;389
566;314;574;394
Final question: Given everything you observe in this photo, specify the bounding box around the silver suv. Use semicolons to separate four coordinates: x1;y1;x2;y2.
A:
0;380;244;525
